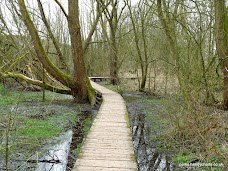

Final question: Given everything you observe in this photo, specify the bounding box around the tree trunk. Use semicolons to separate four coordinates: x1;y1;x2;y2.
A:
68;0;90;102
98;0;120;85
18;0;95;103
109;2;119;85
109;30;118;85
126;1;148;91
214;0;228;109
18;0;71;86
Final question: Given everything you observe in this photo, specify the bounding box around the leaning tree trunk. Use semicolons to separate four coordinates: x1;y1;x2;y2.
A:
37;0;68;72
18;0;71;86
214;0;228;109
18;0;95;103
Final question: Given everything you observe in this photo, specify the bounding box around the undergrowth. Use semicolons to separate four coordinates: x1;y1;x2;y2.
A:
164;102;227;170
144;95;227;170
101;80;227;170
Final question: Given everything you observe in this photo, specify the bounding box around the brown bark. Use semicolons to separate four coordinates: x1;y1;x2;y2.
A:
68;0;89;102
139;4;149;91
18;0;95;103
109;29;118;85
214;0;228;109
98;0;119;85
109;1;119;85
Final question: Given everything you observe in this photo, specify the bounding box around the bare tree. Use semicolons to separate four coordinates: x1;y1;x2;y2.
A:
126;0;152;91
0;0;101;104
97;0;126;85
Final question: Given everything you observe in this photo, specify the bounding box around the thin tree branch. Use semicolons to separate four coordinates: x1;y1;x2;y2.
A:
53;0;68;19
37;0;67;70
83;3;103;53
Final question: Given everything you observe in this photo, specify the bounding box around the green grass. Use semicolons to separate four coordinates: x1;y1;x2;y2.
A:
76;144;82;156
138;96;172;148
98;81;119;92
174;153;196;163
0;84;72;105
82;116;93;135
0;88;80;162
19;118;62;142
14;108;78;151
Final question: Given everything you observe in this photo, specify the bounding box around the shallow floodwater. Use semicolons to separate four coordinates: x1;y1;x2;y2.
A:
36;130;72;171
124;92;173;171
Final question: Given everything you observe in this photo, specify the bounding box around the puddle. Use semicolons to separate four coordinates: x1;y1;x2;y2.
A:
0;92;99;171
36;130;73;171
124;93;173;171
35;110;96;171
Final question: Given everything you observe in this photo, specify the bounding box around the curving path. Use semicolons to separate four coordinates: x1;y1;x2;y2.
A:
73;81;137;171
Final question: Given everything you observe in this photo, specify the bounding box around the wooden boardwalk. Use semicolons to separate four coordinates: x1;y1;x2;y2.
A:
73;81;137;171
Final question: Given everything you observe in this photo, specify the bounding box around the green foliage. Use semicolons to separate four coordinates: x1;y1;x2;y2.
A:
174;153;196;163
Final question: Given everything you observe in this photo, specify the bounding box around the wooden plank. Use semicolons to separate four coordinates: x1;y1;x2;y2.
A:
75;159;137;169
83;141;134;148
74;166;136;171
73;81;137;171
78;153;133;160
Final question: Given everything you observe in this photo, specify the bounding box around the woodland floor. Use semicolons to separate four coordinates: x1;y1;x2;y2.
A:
0;82;227;171
0;86;96;171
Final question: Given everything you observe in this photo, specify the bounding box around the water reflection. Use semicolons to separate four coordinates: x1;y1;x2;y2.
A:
36;130;72;171
125;94;173;171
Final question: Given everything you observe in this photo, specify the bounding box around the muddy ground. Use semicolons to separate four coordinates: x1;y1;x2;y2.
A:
123;91;175;171
0;87;224;171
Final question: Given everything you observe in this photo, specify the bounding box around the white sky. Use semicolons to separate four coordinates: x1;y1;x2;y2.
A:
40;0;139;15
0;0;139;37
